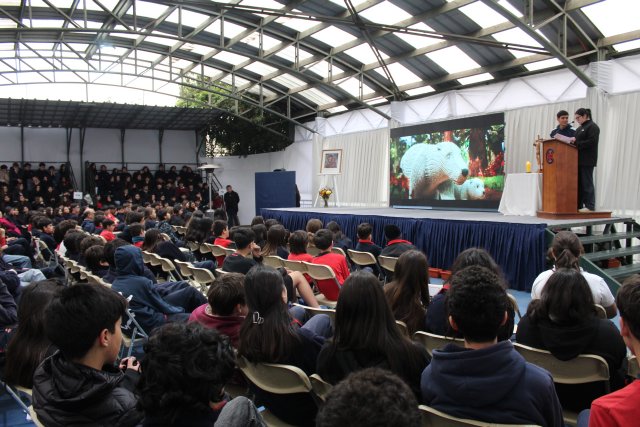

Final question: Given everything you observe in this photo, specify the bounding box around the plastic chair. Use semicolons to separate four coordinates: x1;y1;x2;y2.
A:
330;247;347;258
263;255;286;268
282;259;308;273
210;244;229;259
513;342;610;425
190;266;216;293
347;249;379;271
157;256;183;282
378;256;398;281
396;320;410;337
413;331;465;356
302;262;341;304
199;243;213;257
506;293;522;319
120;307;149;358
86;273;111;288
309;374;333;403
628;355;639;378
594;304;607;319
419;405;539;427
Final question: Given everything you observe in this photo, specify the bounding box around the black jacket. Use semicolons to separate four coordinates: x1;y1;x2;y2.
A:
32;351;142;427
223;191;240;211
575;119;600;167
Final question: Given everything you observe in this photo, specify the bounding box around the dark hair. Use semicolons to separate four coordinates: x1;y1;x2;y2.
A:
327;221;345;242
288;230;308;254
141;228;163;252
232;227;256;250
79;235;105;256
250;216;264;226
128;223;144;238
63;230;85;256
306;218;323;234
238;265;300;363
526;268;596;325
261;224;287;256
264;219;279;230
144;207;155;219
137;323;235;424
450;248;507;288
384;224;401;241
102;219;115;228
45;284;127;359
208;273;245;316
36;217;52;229
104;238;129;268
185;217;213;243
357;223;373;240
557;110;569;118
329;272;424;374
314;229;334;251
617;274;640;340
213;209;227;221
5;280;65;388
94;214;105;227
550;231;583;270
251;223;267;245
125;211;144;225
384;250;429;335
448;266;508;342
316;368;420;427
213;220;228;237
85;245;107;273
575;107;592;119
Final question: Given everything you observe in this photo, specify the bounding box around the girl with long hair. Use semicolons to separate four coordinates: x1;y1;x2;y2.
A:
531;231;616;317
383;250;430;335
260;224;289;259
517;268;625;412
238;265;329;426
317;271;429;398
5;280;64;388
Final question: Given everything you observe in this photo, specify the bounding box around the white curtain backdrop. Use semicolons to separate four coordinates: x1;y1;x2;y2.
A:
504;99;584;174
312;128;389;207
598;91;640;218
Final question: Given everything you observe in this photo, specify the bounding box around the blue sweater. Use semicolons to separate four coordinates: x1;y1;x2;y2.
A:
421;341;563;427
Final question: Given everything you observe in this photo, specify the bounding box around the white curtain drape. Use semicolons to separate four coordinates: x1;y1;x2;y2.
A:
312;128;389;207
598;91;640;217
504;99;584;174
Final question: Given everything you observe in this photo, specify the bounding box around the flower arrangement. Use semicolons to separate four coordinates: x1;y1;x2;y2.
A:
319;187;333;207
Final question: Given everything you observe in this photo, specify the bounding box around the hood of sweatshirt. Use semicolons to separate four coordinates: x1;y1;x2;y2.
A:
114;245;145;277
536;317;599;361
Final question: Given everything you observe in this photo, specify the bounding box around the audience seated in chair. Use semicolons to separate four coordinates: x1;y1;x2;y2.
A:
111;245;206;334
311;229;350;285
188;272;247;348
5;281;64;390
260;224;290;259
582;274;640;427
354;222;382;276
531;231;617;318
379;224;416;258
317;271;429;398
326;221;352;253
211;220;235;265
32;284;143;426
517;268;626;412
425;248;515;342
420;265;564;426
238;265;330;427
384;250;430;336
316;368;421;427
137;322;265;426
142;228;216;275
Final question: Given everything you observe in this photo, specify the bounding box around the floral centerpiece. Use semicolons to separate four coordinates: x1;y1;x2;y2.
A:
319;187;333;207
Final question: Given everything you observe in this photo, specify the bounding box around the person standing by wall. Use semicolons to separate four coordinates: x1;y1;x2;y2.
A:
224;185;240;227
570;108;600;212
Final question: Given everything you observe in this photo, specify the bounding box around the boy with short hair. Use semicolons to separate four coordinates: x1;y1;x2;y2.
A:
222;228;262;274
379;224;416;258
32;284;142;426
212;220;235;266
355;222;382;276
421;265;563;426
129;224;144;248
84;245;110;277
586;274;640;426
100;219;117;242
188;273;247;347
311;229;350;285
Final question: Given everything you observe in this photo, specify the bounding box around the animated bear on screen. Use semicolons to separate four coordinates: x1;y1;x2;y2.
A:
453;177;486;200
400;141;469;200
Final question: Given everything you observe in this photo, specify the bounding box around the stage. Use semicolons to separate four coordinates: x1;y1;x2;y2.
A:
261;207;609;292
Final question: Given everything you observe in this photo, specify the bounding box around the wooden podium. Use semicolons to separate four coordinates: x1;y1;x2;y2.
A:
536;138;610;219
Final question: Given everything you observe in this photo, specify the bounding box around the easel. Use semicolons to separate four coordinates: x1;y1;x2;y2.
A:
314;174;341;207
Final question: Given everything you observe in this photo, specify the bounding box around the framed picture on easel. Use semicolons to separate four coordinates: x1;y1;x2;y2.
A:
320;149;343;175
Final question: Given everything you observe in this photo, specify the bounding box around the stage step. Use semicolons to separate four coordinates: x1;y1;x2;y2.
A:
606;264;640;280
583;246;640;262
579;231;640;245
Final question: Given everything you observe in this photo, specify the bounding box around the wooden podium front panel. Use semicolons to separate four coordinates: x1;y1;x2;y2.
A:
541;140;577;213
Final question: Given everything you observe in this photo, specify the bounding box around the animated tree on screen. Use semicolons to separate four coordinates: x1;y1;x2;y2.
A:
390;114;505;209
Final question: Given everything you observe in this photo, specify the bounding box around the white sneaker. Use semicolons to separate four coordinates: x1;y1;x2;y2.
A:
578;207;593;213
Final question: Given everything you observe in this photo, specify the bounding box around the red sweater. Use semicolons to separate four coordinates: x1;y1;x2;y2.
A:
312;252;350;301
589;379;640;427
213;237;233;266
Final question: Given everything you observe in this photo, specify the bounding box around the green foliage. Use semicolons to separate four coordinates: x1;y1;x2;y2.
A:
482;175;504;190
177;75;292;157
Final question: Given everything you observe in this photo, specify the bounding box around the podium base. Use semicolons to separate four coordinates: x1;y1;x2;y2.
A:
537;210;612;220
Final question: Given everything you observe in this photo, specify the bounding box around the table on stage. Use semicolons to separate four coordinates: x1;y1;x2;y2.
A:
498;173;542;216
